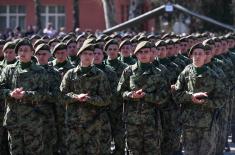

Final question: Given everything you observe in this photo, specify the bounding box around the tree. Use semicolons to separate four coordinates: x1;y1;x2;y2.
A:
73;0;79;31
102;0;117;28
33;0;42;33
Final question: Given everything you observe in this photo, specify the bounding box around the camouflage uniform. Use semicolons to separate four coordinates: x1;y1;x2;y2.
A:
118;56;136;65
94;63;118;152
0;59;16;155
154;57;182;155
0;61;47;155
69;56;80;67
40;64;61;155
105;58;128;154
51;59;74;77
174;64;225;155
60;65;112;155
208;58;231;154
117;62;169;155
51;59;74;154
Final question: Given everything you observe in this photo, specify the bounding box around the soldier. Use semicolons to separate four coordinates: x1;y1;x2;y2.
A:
93;43;119;153
0;41;17;71
0;38;47;155
104;39;128;154
118;39;136;65
60;43;112;155
0;41;17;155
35;43;62;155
117;41;169;155
51;43;74;77
174;43;225;155
153;40;182;155
66;38;80;66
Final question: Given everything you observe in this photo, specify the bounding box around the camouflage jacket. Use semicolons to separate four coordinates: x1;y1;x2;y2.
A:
118;56;136;65
51;59;74;77
174;64;225;128
117;63;170;125
104;58;128;78
60;65;111;126
0;61;47;127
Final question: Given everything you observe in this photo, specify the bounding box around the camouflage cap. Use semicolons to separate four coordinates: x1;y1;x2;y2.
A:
3;41;16;52
76;34;86;42
104;39;118;52
138;35;147;42
77;42;94;56
119;39;131;50
83;38;96;45
87;34;96;39
134;41;151;54
41;35;50;40
203;39;215;45
52;43;67;55
62;35;72;43
30;34;41;41
33;39;46;49
188;43;205;56
165;39;174;45
155;40;166;48
179;37;188;43
15;38;33;53
66;38;77;46
35;43;50;54
48;38;60;46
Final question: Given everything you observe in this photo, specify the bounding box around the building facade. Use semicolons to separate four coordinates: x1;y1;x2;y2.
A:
0;0;137;32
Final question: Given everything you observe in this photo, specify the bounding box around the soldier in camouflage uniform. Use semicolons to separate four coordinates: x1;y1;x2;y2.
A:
60;43;112;155
174;43;225;155
51;43;74;77
51;42;74;154
153;40;182;155
104;39;128;154
93;43;119;153
35;43;62;155
66;38;80;66
203;40;230;155
117;41;169;155
0;38;47;155
118;39;136;65
0;41;17;155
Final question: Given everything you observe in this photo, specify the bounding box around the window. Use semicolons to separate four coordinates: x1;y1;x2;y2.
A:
0;5;26;31
40;5;65;31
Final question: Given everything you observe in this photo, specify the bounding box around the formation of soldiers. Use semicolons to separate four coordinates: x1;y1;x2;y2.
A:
0;31;234;155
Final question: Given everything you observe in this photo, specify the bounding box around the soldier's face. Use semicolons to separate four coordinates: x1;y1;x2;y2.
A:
180;42;187;53
35;50;50;65
136;48;151;63
191;48;206;67
4;49;16;62
18;45;33;63
205;50;213;63
156;46;167;58
166;45;174;56
93;48;104;64
77;38;85;49
67;43;77;56
55;50;68;63
120;45;132;57
80;50;94;67
106;44;119;60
